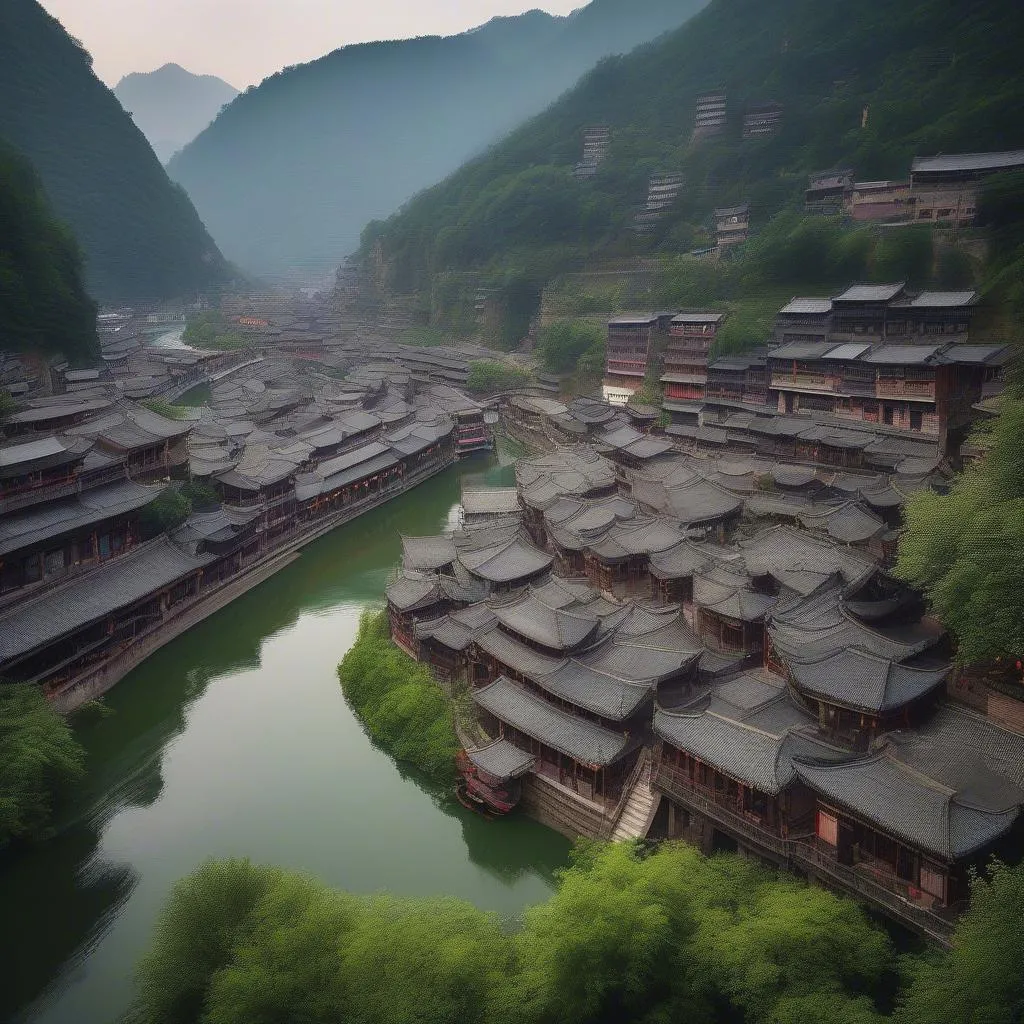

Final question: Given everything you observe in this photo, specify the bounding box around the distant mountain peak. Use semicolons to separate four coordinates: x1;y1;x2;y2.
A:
113;64;239;162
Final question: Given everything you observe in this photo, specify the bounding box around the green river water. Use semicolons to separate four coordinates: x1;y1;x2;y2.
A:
1;446;570;1024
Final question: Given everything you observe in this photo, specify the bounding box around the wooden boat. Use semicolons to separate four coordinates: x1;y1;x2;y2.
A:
455;741;535;816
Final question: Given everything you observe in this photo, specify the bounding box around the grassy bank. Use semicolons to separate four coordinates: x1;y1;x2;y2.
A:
337;610;459;783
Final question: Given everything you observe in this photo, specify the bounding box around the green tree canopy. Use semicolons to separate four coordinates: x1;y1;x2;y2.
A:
0;139;98;364
894;372;1024;662
337;610;459;782
0;682;86;847
897;861;1024;1024
130;842;905;1024
537;319;605;374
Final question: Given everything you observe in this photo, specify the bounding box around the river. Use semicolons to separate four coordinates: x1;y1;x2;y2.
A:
1;447;570;1024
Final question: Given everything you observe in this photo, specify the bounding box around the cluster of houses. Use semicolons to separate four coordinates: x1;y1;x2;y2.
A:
601;282;1008;459
386;433;1024;944
0;352;496;712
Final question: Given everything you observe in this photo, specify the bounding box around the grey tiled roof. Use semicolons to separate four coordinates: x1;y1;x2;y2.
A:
0;538;215;663
794;751;1021;860
474;676;630;766
466;738;535;780
458;534;553;584
788;648;950;713
461;488;521;516
769;585;944;664
911;150;1024;174
833;282;906;303
0;480;163;556
799;502;887;544
385;571;444;612
694;565;777;623
491;592;600;651
475;627;566;678
740;525;877;596
401;534;457;570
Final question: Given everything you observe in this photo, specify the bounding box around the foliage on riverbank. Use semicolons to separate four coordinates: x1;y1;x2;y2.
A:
127;843;1024;1024
337;610;459;783
0;682;86;849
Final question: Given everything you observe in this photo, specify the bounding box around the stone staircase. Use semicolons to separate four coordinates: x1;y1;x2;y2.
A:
611;758;657;841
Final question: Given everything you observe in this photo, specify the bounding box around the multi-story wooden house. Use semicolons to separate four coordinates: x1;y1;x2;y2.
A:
909;150;1024;224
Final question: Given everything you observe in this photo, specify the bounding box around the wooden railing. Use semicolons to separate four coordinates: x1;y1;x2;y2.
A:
770;372;838;393
652;763;956;944
600;749;650;839
876;378;935;400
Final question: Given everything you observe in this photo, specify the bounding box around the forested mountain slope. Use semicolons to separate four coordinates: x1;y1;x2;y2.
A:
0;0;230;303
361;0;1024;298
114;64;239;164
0;141;98;364
167;0;706;277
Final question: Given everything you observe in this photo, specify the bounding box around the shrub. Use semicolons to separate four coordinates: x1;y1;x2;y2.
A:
337;610;459;782
0;682;86;847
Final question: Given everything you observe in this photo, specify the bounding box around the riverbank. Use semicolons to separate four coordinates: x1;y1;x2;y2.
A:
2;453;571;1024
49;455;457;714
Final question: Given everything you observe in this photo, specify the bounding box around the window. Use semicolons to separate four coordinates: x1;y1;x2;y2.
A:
937;208;953;218
44;548;66;577
918;209;933;219
24;554;42;583
817;810;839;846
99;534;112;559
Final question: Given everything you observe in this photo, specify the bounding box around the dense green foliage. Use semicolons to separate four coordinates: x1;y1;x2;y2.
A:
895;368;1024;662
131;843;1024;1024
167;0;705;275
537;319;605;375
0;141;98;363
466;361;532;393
362;0;1023;325
0;682;86;848
0;0;229;302
896;860;1024;1024
337;610;459;782
182;311;249;351
140;481;221;536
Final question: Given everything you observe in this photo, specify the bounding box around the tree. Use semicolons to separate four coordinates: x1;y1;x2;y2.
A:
337;610;459;782
466;360;530;393
0;682;86;847
894;375;1024;662
537;320;604;374
897;861;1024;1024
140;486;192;536
128;859;291;1024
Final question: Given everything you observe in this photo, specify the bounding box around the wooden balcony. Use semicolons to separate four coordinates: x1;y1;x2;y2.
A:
770;372;838;394
652;763;957;945
876;378;936;401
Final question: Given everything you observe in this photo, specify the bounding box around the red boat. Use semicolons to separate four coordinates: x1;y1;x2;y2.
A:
456;739;535;816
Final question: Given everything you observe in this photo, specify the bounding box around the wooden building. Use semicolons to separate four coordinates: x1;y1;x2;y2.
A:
692;91;727;142
909;150;1024;224
714;204;750;248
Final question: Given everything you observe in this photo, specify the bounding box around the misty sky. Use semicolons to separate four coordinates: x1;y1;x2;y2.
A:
39;0;583;88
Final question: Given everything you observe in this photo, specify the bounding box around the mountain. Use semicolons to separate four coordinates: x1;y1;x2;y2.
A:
167;0;707;278
358;0;1024;313
114;64;239;163
0;140;98;364
0;0;231;304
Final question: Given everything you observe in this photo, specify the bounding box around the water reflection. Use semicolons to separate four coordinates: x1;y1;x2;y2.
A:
3;452;568;1024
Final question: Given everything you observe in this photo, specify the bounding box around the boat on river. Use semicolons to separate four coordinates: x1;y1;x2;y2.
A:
456;740;536;815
